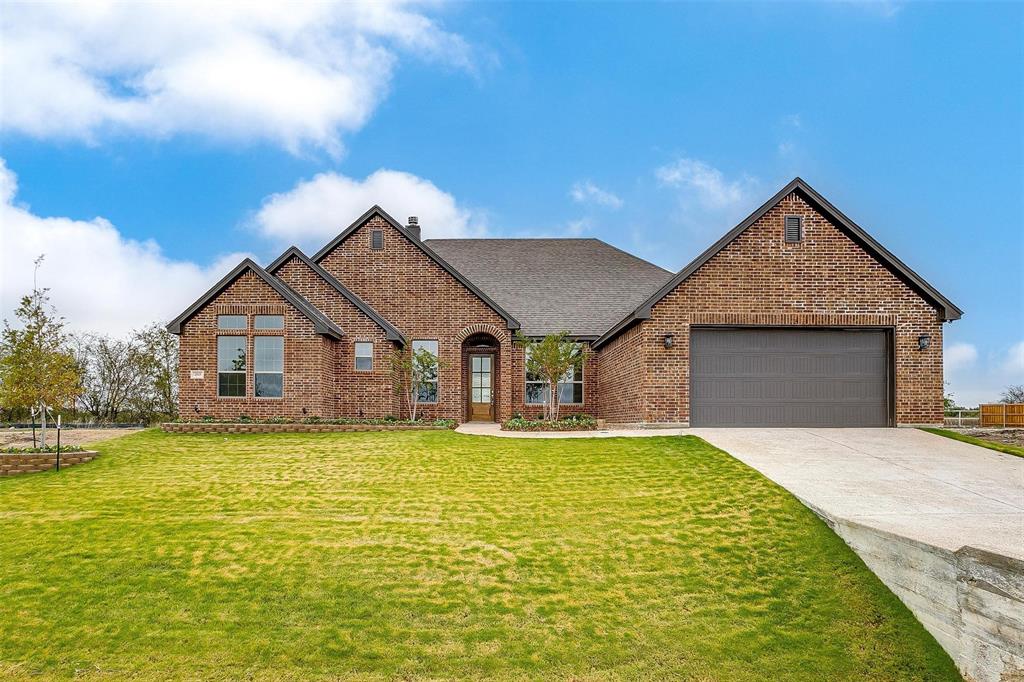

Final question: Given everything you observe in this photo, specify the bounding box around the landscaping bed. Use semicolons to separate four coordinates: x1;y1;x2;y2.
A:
501;413;599;431
0;430;959;679
1;448;97;476
164;417;456;434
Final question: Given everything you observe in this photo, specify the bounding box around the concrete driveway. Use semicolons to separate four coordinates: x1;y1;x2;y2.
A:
690;427;1024;560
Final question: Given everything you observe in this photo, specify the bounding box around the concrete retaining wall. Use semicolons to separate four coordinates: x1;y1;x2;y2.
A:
161;422;450;434
0;451;98;476
807;502;1023;682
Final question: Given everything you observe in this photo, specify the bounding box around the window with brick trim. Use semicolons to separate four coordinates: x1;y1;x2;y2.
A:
217;336;246;397
525;344;584;405
370;230;384;250
254;336;283;398
355;342;373;371
254;314;284;330
218;314;246;329
412;340;439;403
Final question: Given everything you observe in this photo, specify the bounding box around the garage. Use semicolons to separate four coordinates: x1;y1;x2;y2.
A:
690;328;891;427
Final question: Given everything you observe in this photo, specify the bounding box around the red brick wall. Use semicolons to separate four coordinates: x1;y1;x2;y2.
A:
177;270;333;420
318;217;515;421
274;256;399;419
603;191;944;425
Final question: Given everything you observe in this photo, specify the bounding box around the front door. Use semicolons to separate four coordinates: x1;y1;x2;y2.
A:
469;354;494;421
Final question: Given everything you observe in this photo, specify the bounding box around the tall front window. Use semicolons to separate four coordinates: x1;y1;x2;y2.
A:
412;339;439;403
254;336;283;397
217;336;246;397
355;342;373;371
525;345;584;405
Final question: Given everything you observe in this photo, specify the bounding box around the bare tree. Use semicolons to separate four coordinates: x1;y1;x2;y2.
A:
74;333;149;422
1000;385;1024;404
134;323;179;420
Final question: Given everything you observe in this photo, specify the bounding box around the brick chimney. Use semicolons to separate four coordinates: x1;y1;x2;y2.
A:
406;216;421;241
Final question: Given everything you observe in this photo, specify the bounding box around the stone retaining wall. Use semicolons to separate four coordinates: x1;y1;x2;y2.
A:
162;422;450;434
0;451;98;476
807;501;1023;682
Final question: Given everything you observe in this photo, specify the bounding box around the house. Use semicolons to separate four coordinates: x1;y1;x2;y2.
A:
167;178;961;427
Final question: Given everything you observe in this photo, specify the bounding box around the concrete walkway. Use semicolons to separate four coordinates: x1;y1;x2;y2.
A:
457;423;1023;559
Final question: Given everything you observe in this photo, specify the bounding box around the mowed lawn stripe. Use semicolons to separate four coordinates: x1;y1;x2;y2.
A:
0;430;958;681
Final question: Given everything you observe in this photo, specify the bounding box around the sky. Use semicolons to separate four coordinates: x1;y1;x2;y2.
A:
0;0;1021;406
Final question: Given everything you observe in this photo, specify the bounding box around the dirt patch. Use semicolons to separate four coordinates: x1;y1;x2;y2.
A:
0;428;142;449
948;428;1024;448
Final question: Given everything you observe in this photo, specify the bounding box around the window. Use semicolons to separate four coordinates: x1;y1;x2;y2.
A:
412;340;439;403
217;336;246;397
218;314;246;329
254;314;284;330
254;336;283;398
370;230;384;250
784;215;802;243
525;344;583;404
355;342;373;371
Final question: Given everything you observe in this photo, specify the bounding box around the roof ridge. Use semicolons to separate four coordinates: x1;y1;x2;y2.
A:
267;246;405;343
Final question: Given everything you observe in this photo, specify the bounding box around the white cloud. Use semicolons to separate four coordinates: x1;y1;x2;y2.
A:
0;1;477;154
654;158;761;237
253;169;484;246
569;181;623;209
1004;341;1024;374
0;159;250;337
944;342;978;373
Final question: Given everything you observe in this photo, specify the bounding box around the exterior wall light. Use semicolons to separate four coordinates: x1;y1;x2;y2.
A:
663;333;674;349
918;334;930;351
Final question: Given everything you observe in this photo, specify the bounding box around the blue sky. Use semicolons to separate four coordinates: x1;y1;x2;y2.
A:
0;1;1021;405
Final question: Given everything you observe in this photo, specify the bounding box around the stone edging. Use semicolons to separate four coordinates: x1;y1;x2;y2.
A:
161;423;450;434
0;451;98;476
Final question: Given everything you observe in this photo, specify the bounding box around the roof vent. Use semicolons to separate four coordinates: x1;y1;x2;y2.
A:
406;216;421;241
784;215;802;243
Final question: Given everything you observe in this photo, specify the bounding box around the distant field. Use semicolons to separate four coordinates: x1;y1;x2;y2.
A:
0;429;958;680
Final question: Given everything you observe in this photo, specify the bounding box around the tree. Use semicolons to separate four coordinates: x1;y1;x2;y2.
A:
134;323;179;420
390;346;443;421
1000;385;1024;404
514;331;582;421
74;333;149;422
0;288;81;446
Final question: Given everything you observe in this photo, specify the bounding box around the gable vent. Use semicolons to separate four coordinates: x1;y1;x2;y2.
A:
371;229;384;250
784;216;802;243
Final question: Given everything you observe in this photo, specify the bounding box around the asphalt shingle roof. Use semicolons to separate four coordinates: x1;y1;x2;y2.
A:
424;238;673;337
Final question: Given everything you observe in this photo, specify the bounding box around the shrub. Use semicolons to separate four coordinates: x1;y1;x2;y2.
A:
4;445;86;454
501;414;597;432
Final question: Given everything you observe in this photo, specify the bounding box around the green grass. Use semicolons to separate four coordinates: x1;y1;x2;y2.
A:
920;427;1024;458
0;430;958;681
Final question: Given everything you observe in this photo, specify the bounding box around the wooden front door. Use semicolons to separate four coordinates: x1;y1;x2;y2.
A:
468;354;494;421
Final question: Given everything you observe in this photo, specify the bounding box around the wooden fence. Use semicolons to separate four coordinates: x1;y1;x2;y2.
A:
979;403;1024;427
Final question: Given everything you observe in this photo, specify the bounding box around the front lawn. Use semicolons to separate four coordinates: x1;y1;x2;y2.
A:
0;430;957;680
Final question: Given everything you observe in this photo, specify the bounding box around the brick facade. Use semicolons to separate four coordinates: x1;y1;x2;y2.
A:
174;190;950;426
600;191;944;425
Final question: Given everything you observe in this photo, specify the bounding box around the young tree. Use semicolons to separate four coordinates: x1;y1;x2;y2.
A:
1000;385;1024;404
390;346;443;421
0;288;81;446
514;331;582;421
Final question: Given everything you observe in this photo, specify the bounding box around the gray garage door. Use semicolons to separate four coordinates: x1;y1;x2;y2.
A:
690;328;890;427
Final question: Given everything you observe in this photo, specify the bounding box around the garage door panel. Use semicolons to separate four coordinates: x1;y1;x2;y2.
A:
690;328;889;427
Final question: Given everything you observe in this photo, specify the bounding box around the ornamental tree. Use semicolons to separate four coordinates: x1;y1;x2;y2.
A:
390;345;444;421
514;331;582;421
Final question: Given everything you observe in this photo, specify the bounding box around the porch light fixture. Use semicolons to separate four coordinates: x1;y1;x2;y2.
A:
193;402;200;413
663;333;674;349
918;334;930;351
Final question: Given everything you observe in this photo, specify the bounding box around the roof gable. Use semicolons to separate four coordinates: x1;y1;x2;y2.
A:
594;177;962;348
311;205;520;330
166;258;343;339
267;246;405;344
